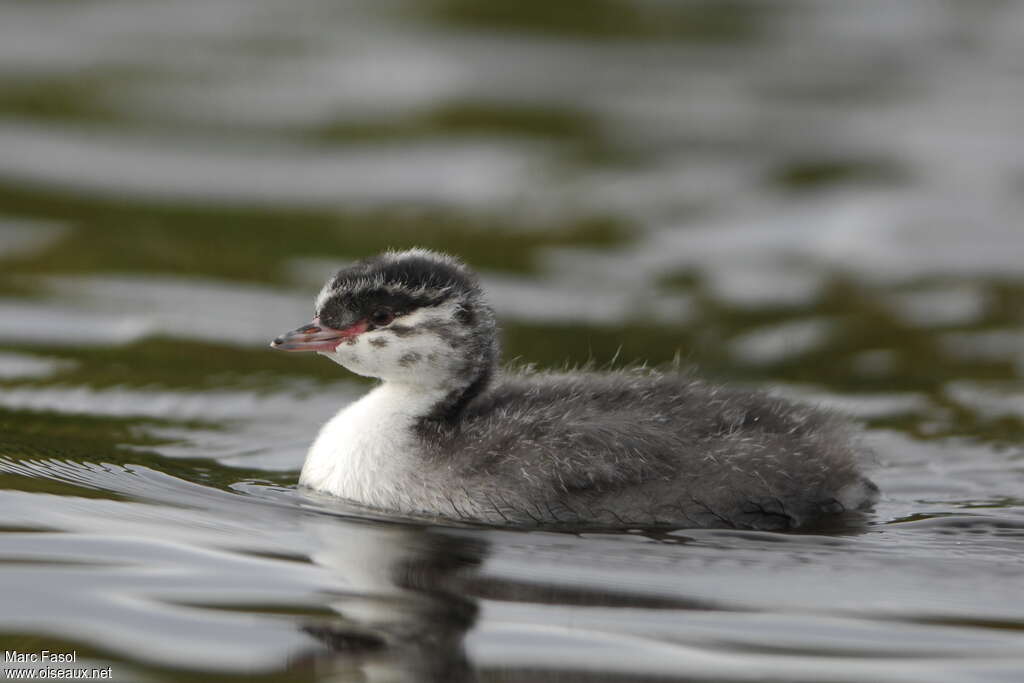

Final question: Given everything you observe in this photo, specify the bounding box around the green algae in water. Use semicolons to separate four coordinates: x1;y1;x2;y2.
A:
314;101;629;165
0;338;331;390
0;407;297;496
0;183;627;283
0;408;189;450
0;74;128;125
317;102;598;144
427;0;766;41
0;408;200;500
770;158;910;192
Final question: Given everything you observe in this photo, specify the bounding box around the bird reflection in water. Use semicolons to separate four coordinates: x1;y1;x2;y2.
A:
292;516;484;682
285;510;765;683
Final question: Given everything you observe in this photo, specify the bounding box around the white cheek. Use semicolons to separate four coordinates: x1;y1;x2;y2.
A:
330;333;457;383
318;301;463;383
385;338;448;374
319;338;377;376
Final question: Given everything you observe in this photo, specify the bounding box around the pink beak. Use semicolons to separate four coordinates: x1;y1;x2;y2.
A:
270;317;368;352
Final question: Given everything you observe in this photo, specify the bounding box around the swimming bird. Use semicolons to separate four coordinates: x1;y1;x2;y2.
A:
272;249;877;530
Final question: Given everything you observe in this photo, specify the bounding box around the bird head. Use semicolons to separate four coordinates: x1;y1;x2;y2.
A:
272;249;498;389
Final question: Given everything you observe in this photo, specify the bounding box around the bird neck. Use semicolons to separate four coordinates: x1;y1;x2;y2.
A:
423;362;494;427
391;340;497;434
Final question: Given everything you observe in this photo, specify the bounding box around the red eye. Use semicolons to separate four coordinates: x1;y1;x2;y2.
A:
370;309;395;326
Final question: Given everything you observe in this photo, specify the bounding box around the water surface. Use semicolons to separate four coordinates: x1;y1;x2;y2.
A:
1;1;1023;681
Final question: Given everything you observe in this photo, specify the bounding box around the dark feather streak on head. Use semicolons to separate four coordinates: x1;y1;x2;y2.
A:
317;251;480;329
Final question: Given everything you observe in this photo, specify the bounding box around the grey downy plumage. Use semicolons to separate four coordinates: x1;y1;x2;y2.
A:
272;249;878;530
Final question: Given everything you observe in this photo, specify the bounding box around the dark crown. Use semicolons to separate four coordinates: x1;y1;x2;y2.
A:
316;250;483;327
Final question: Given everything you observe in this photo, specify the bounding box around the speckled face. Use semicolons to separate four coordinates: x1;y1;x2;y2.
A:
272;250;496;388
319;300;468;385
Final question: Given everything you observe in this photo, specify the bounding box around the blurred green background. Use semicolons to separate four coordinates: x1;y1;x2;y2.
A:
2;0;1023;450
1;2;1024;680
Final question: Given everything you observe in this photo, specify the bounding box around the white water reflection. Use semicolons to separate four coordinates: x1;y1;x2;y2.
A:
0;351;73;380
1;2;1022;295
0;218;66;259
2;453;1022;682
728;318;836;365
0;122;541;207
1;1;1024;681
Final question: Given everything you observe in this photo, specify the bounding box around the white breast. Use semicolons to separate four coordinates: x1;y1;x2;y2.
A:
299;382;443;509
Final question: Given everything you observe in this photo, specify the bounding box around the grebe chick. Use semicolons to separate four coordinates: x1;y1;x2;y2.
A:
272;249;877;530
